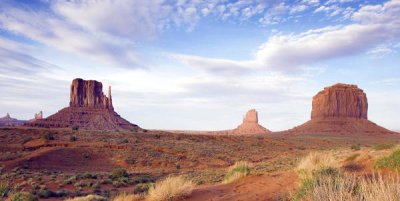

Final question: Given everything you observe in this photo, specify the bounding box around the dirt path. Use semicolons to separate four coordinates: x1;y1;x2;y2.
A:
187;171;298;201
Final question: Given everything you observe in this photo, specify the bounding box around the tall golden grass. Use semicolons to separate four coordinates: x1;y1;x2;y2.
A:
305;173;400;201
64;194;106;201
297;150;400;201
296;152;336;179
146;176;193;201
113;193;142;201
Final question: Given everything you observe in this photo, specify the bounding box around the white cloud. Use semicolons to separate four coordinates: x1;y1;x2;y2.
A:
53;1;172;38
302;0;320;6
326;0;355;4
290;4;308;13
367;45;395;58
314;5;343;16
0;5;141;68
175;0;400;75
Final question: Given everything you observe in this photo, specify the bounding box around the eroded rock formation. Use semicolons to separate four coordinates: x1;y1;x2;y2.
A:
232;109;270;135
70;78;113;109
311;84;368;119
26;78;139;130
34;111;43;120
0;113;28;126
286;83;394;136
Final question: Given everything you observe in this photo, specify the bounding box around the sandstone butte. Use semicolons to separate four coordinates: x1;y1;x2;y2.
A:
26;78;139;130
232;109;271;135
0;113;28;126
287;83;395;136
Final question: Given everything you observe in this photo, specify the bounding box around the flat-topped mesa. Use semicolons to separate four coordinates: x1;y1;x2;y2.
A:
69;78;113;109
311;83;368;120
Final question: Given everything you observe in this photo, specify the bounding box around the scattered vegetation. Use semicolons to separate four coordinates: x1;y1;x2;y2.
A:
375;149;400;170
345;153;360;162
0;182;11;198
72;125;79;132
113;193;141;201
296;152;336;178
65;194;106;201
43;132;54;140
224;161;251;183
133;183;151;194
70;136;77;142
147;176;193;201
373;144;394;151
296;151;400;200
6;191;38;201
110;168;128;180
350;144;361;151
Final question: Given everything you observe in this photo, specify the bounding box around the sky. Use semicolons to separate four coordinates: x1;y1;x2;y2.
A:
0;0;399;131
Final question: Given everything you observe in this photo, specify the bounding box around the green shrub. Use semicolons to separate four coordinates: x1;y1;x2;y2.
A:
99;137;107;142
295;167;340;199
122;139;129;143
110;168;128;180
175;135;181;140
82;153;89;159
37;190;57;198
70;136;77;142
43;132;54;140
0;182;11;198
375;149;400;170
175;163;181;169
373;144;394;151
224;162;251;183
350;144;360;151
295;178;314;199
81;172;97;179
133;176;156;183
72;125;79;131
133;183;151;194
102;189;110;197
154;134;161;139
7;192;38;201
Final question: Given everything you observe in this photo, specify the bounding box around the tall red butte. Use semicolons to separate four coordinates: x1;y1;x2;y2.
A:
26;78;139;130
287;83;395;136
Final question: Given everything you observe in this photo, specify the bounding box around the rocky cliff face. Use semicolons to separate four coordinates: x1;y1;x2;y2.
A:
26;78;138;130
70;78;113;109
311;83;368;119
286;83;394;136
232;109;270;135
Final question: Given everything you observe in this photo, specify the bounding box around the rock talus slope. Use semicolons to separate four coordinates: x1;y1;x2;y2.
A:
232;109;270;135
287;83;394;136
26;78;139;130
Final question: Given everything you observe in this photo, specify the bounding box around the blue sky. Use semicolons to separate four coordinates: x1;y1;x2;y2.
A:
0;0;399;131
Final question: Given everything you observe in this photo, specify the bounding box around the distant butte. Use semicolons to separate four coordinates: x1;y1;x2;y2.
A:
26;78;139;130
232;109;270;135
0;113;28;126
286;83;395;136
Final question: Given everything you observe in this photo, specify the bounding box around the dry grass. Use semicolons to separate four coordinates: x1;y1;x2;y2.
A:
296;152;336;178
64;195;106;201
224;161;252;183
304;173;400;201
147;176;193;201
113;193;142;201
